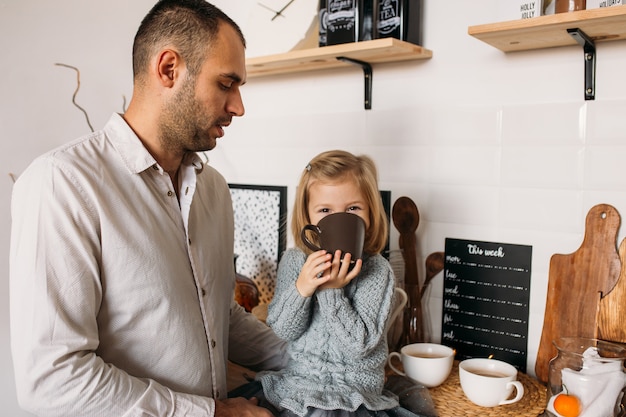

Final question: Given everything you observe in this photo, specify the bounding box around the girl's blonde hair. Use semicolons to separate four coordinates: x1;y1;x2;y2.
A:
291;150;388;255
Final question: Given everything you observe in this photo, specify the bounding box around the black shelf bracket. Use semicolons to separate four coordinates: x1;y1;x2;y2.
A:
567;28;596;101
337;56;373;110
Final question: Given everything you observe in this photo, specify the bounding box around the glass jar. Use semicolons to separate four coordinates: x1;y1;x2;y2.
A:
546;337;626;417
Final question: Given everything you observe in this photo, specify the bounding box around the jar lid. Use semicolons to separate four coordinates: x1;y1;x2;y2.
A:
553;337;626;360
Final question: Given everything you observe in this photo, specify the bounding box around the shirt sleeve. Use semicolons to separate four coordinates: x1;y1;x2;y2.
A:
9;156;215;417
227;299;289;371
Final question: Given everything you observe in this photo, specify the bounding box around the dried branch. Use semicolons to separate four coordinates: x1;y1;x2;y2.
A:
15;66;127;184
55;63;94;132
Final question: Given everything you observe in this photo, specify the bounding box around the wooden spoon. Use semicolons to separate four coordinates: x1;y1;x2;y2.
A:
421;251;445;299
392;196;424;344
392;197;420;287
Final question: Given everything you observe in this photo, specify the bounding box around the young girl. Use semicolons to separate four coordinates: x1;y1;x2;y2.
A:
256;150;410;417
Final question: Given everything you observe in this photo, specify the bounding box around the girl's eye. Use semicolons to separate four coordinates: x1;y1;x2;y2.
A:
319;208;330;213
347;206;361;212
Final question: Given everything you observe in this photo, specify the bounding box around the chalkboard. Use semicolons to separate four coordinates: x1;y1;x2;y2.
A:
441;238;532;372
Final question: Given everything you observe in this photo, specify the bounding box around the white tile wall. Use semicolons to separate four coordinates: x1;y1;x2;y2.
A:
211;91;626;378
208;25;626;377
2;0;626;414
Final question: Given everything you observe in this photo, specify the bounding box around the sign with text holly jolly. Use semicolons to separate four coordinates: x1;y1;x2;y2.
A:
442;238;532;372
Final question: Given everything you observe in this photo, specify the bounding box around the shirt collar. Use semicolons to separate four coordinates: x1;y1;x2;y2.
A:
103;113;204;174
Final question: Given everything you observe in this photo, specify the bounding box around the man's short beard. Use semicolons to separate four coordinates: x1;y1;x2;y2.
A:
159;75;209;153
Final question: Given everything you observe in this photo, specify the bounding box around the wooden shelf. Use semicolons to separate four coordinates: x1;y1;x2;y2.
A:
246;38;432;78
468;5;626;52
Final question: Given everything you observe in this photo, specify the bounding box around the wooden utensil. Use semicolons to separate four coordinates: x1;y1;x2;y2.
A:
422;251;445;299
392;196;425;344
535;204;621;383
598;237;626;343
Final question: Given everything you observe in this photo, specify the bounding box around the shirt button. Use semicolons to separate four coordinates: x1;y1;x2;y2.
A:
152;165;158;170
167;191;173;197
201;288;207;297
211;339;217;348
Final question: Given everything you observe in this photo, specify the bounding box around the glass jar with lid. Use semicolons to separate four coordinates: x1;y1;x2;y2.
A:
546;337;626;417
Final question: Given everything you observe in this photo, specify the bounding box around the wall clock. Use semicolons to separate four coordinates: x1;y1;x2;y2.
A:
217;0;319;58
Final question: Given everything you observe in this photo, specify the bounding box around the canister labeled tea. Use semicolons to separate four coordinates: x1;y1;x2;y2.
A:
374;0;422;45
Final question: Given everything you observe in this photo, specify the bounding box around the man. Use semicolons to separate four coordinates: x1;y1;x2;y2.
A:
9;1;286;416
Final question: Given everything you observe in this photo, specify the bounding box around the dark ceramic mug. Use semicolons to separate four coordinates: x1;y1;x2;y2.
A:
300;212;365;263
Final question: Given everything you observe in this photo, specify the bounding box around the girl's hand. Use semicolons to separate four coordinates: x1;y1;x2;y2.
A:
319;250;362;290
295;250;332;297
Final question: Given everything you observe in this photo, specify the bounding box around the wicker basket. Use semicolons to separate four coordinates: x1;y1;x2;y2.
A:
428;361;547;417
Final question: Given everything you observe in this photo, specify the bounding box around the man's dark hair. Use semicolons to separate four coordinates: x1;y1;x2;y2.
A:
132;0;245;84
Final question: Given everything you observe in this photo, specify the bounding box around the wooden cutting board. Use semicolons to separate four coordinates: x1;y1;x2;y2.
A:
598;237;626;344
535;204;621;383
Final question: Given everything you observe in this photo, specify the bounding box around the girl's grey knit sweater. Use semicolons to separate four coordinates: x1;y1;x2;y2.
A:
257;248;399;416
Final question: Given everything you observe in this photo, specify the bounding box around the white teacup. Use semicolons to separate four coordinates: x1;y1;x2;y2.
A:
387;343;455;387
459;358;524;407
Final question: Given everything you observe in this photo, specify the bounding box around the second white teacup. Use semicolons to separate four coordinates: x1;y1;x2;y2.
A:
387;343;455;387
459;358;524;407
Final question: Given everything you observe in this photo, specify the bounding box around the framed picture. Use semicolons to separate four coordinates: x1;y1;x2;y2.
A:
229;184;288;304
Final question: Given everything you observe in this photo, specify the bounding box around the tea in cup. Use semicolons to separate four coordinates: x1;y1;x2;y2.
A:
459;358;524;407
301;212;365;264
387;343;455;387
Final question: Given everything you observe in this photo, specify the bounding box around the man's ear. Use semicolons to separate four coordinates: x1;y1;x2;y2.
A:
156;49;180;88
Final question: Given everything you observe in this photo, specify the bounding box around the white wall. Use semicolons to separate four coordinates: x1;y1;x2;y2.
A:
2;1;626;415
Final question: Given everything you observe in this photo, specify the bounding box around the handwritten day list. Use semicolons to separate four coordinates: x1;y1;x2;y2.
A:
441;238;532;372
